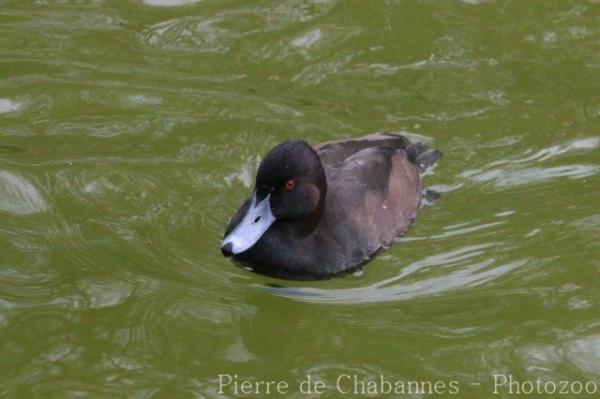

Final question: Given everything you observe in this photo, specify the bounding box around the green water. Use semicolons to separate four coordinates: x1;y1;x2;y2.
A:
1;0;600;397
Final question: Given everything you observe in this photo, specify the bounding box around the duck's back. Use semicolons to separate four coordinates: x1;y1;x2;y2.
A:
315;133;439;264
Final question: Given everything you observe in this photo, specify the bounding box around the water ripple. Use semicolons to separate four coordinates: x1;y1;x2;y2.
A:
489;137;600;166
0;171;48;215
141;12;266;53
257;245;526;304
141;0;201;6
1;0;600;395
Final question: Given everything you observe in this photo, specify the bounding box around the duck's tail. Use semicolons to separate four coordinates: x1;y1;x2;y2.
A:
406;141;442;172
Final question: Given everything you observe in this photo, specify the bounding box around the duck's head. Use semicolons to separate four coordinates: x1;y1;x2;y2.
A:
221;140;327;256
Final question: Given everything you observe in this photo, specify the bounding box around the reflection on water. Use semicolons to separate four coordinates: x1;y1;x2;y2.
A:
141;0;202;7
0;171;48;215
0;98;23;114
258;245;526;304
1;0;600;396
461;136;600;188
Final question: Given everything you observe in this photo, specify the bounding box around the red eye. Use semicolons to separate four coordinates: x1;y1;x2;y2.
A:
284;179;296;191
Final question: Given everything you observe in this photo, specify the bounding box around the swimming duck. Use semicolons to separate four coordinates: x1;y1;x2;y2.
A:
221;133;440;280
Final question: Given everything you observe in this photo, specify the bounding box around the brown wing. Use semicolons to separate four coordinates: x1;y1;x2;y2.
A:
324;144;422;254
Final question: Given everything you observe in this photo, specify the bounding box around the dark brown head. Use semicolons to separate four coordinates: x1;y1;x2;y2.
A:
221;140;327;255
255;140;326;219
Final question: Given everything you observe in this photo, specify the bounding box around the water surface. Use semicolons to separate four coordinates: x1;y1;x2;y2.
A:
1;1;600;397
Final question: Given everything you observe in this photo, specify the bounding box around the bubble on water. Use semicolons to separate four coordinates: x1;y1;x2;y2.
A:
0;171;48;215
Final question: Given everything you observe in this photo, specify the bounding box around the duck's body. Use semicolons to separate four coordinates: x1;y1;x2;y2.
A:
221;133;440;280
